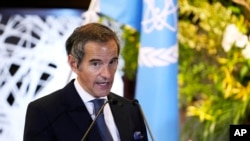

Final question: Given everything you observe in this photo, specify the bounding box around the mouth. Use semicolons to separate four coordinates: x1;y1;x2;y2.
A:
94;81;113;96
96;81;109;86
95;81;111;89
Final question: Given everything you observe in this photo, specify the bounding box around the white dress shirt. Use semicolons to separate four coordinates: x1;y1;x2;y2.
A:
74;79;121;141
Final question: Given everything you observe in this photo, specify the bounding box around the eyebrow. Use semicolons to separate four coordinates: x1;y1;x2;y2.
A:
89;57;118;63
89;59;101;62
112;57;118;61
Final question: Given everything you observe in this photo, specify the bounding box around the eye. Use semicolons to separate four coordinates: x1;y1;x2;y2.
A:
110;58;118;65
91;61;100;66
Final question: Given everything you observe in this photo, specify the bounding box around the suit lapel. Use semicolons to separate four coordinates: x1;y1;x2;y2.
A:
108;94;131;141
61;79;102;140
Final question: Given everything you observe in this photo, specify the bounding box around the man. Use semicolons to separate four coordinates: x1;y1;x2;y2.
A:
23;23;148;141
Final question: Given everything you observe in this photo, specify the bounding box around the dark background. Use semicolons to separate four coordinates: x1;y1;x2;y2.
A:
0;0;91;9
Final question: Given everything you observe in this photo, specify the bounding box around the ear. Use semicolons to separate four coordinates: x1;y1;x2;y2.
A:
68;55;78;73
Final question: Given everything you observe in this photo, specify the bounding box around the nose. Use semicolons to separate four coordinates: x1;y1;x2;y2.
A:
100;66;111;79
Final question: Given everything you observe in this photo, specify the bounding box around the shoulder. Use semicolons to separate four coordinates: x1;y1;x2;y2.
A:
109;92;134;105
28;79;75;109
108;92;140;112
27;88;64;114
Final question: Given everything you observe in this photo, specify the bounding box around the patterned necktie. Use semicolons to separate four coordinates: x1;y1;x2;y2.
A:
92;99;113;141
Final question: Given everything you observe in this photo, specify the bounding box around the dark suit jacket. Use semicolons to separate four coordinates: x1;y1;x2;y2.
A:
23;79;148;141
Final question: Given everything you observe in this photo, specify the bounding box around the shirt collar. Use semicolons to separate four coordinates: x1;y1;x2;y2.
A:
74;78;108;103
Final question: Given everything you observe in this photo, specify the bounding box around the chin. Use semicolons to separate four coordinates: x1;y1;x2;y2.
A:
95;91;110;97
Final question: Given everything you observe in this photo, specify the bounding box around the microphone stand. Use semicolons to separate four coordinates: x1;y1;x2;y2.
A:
134;100;155;141
81;100;110;141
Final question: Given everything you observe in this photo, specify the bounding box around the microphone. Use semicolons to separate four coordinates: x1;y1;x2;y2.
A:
133;99;155;141
81;99;116;141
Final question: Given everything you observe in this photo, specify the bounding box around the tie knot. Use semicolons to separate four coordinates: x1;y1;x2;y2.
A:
92;99;105;115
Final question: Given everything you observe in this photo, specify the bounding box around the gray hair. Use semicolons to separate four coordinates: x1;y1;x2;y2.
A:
65;23;120;68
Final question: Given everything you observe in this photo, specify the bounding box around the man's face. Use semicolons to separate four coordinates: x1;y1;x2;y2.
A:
72;40;118;97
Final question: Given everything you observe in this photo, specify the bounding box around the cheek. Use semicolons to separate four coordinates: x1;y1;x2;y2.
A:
77;71;94;87
110;65;118;74
110;68;117;76
79;68;97;80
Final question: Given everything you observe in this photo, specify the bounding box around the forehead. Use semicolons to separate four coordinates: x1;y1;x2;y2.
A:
84;40;118;58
